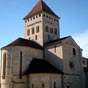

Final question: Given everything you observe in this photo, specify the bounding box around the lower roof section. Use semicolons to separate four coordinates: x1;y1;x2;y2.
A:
1;37;43;50
23;58;63;75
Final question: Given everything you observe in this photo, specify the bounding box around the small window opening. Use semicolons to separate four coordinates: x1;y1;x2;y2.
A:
54;82;56;88
73;48;76;56
36;26;39;33
46;26;49;32
32;28;34;34
35;35;37;40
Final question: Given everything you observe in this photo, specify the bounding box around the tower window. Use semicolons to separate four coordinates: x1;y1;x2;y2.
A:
32;28;34;34
55;28;57;35
35;35;37;40
36;26;39;33
27;29;30;36
33;16;35;19
46;15;48;18
73;48;76;56
50;28;53;33
46;26;49;32
2;53;6;79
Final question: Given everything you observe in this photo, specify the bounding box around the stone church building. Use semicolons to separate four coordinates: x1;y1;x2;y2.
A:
1;0;85;88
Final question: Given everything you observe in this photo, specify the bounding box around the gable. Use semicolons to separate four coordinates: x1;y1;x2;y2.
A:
62;36;80;48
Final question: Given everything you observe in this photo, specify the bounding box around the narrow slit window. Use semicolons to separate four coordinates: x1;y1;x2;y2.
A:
54;82;56;88
55;28;57;35
50;28;53;33
46;26;49;32
19;51;22;79
32;83;34;88
27;29;30;36
2;53;6;79
36;26;39;33
42;82;44;88
32;28;34;34
35;35;37;40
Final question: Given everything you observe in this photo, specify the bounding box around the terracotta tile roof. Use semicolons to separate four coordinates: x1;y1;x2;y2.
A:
24;0;58;19
1;38;43;50
23;58;63;75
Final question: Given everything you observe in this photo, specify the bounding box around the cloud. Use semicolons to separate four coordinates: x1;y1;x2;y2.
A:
73;30;88;58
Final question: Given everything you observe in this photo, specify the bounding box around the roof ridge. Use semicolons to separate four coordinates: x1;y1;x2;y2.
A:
45;36;70;45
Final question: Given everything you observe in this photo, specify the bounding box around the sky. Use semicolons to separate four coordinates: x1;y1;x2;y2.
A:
0;0;88;59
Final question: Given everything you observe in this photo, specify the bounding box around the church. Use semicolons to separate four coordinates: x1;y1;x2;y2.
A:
1;0;85;88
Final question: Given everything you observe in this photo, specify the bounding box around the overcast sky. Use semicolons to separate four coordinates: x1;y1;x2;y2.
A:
0;0;88;58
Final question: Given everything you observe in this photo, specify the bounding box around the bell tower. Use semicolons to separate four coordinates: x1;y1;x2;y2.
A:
24;0;60;46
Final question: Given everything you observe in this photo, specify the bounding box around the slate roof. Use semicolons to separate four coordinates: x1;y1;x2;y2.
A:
45;36;70;45
23;59;63;75
1;38;43;50
24;0;58;19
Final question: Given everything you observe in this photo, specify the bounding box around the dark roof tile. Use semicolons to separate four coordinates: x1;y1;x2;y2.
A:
23;58;63;75
24;0;58;19
1;38;43;50
45;36;70;45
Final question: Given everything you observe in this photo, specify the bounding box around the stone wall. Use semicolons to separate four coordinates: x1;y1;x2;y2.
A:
44;42;63;71
1;46;43;88
28;73;62;88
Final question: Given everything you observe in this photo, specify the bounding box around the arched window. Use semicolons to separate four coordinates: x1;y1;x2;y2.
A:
36;26;39;33
32;27;34;34
35;35;37;40
3;53;6;79
27;29;30;36
45;26;49;32
73;48;76;56
55;28;57;35
50;28;53;33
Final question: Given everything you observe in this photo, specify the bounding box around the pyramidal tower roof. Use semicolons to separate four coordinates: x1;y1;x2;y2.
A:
24;0;58;19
